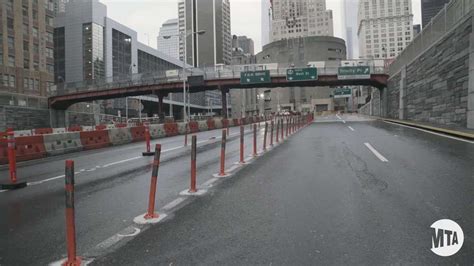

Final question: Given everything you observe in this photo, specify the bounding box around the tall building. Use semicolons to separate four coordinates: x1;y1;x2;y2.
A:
0;0;56;97
421;0;450;28
178;0;232;67
157;18;179;59
343;0;359;59
261;0;272;47
232;35;255;55
358;0;414;60
270;0;334;42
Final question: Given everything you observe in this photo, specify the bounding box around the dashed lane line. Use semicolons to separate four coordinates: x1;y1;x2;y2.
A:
364;142;389;162
348;126;355;131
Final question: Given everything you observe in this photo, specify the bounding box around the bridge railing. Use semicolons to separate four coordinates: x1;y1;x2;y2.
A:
389;0;473;75
52;63;388;97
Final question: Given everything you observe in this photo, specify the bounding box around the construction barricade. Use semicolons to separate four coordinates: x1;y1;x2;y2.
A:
15;135;47;162
163;122;179;137
79;130;111;150
43;132;83;156
130;126;146;142
34;128;53;135
198;121;208;131
188;121;199;133
149;124;166;139
108;128;133;145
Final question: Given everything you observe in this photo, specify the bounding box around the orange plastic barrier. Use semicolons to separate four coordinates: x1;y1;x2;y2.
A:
188;121;199;133
15;135;47;162
222;119;229;128
79;130;111;150
67;126;83;132
207;119;215;130
130;126;146;142
164;123;179;137
95;125;107;131
34;128;53;135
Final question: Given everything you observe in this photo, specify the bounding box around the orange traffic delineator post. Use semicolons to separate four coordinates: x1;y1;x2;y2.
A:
263;122;268;151
142;124;155;156
63;160;82;266
270;120;274;147
280;119;284;140
276;119;280;143
1;131;27;190
253;124;258;157
218;129;228;177
286;118;289;137
189;135;197;193
144;144;162;219
184;122;188;147
239;125;245;164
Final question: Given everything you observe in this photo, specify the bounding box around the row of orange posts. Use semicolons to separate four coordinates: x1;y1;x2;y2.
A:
61;115;312;265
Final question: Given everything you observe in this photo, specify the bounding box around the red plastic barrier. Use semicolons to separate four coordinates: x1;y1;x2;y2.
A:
15;135;47;162
79;130;111;150
34;128;53;135
116;123;127;128
222;119;229;128
233;118;240;126
188;121;199;133
131;126;146;142
164;123;179;137
207;119;215;130
95;125;107;131
67;126;82;132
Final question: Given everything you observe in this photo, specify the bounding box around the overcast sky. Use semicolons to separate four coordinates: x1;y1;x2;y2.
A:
101;0;422;53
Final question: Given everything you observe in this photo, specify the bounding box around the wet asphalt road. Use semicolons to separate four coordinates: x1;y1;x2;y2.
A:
0;123;270;265
92;115;473;265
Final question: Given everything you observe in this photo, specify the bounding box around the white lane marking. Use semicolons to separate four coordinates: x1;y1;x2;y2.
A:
383;121;474;144
0;190;7;193
28;175;65;186
162;197;186;211
96;234;123;250
162;146;182;153
102;156;141;168
336;114;342;120
364;143;389;162
201;177;219;188
342;120;346;124
348;126;355;131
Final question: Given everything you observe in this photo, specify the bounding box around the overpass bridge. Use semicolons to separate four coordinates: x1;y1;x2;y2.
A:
48;61;389;125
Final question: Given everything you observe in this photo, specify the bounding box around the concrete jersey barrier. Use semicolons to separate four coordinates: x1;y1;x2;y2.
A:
108;128;133;145
43;132;83;156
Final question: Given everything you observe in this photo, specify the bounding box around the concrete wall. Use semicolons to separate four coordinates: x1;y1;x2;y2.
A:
385;15;473;129
0;106;50;131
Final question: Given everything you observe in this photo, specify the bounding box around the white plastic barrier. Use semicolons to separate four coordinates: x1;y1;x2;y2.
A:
213;118;223;129
108;128;133;145
14;130;33;137
197;121;208;131
149;124;166;139
82;126;94;131
43;132;83;156
106;124;116;129
53;128;67;134
177;122;187;135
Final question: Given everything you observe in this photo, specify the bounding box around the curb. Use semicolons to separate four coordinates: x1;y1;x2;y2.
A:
379;118;474;140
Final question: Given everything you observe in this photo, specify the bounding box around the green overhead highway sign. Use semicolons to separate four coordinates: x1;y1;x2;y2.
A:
240;70;271;85
338;66;371;80
286;68;318;82
333;87;352;98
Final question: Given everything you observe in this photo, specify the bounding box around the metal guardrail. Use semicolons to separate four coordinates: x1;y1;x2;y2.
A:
389;0;474;75
52;61;388;97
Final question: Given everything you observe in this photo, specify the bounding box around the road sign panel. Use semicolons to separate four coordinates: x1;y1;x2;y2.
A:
333;88;352;98
240;70;271;85
338;66;371;80
286;68;318;82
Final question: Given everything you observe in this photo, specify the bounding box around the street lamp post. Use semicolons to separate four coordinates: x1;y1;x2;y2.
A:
163;30;205;123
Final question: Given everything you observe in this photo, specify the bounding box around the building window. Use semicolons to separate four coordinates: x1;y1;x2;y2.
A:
46;47;53;58
112;28;132;77
7;18;14;31
82;23;105;80
32;27;39;38
8;56;15;67
8;37;15;50
54;27;66;82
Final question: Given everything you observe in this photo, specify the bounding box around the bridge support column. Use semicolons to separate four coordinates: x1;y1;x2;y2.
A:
221;88;229;119
399;66;406;120
156;93;166;121
50;109;68;128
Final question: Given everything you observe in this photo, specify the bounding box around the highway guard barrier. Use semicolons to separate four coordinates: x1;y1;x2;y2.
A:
80;131;111;150
108;128;133;145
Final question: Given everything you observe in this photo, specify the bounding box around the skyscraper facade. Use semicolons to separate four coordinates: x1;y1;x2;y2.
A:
0;0;56;97
232;35;255;55
157;19;179;59
178;0;232;67
270;0;334;42
358;0;414;59
343;0;359;59
421;0;450;28
261;0;272;47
